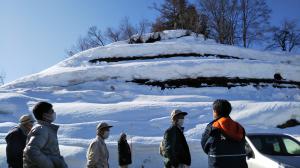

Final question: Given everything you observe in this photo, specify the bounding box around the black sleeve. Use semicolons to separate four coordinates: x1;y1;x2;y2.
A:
6;131;23;167
201;124;213;154
164;128;179;167
118;142;123;162
118;141;127;164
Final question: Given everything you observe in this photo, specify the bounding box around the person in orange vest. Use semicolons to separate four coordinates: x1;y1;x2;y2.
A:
201;99;248;168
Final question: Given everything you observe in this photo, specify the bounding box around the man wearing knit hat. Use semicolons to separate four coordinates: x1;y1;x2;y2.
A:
5;114;34;168
86;122;113;168
160;109;191;168
23;101;68;168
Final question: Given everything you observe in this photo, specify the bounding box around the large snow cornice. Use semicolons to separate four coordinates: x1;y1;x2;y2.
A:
55;41;300;68
2;30;300;88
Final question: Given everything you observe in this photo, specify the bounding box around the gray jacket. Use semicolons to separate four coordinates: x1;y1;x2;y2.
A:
23;120;68;168
86;136;109;168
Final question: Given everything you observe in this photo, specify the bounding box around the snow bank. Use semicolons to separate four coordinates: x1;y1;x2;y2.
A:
3;58;300;88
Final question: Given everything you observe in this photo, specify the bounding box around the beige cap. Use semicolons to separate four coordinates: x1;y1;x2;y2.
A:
19;114;35;125
171;109;188;120
96;122;113;130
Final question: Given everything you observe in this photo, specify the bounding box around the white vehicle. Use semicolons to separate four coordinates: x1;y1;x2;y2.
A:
245;133;300;168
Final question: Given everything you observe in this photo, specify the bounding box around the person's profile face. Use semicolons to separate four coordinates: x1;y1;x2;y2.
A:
100;127;110;134
213;110;218;119
177;115;184;119
47;108;54;114
174;114;185;122
25;122;34;130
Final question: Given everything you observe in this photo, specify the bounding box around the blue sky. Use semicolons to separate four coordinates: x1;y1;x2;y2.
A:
1;0;300;83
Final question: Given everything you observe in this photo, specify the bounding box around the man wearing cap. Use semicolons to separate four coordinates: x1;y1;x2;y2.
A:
86;122;113;168
23;101;68;168
5;114;34;168
160;109;191;168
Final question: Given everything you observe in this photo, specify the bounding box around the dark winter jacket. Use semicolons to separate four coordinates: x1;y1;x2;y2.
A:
162;125;191;168
201;117;248;168
5;126;27;168
118;139;132;166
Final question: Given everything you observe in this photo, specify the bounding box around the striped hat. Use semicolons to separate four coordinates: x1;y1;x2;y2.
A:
19;114;35;125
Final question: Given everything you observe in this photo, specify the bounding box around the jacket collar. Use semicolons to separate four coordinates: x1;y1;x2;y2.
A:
213;116;228;122
212;117;245;141
97;135;105;142
172;124;184;132
19;124;30;135
37;120;59;131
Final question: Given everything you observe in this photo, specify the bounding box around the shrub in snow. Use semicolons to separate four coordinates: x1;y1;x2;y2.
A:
129;30;192;44
145;33;161;43
274;73;283;80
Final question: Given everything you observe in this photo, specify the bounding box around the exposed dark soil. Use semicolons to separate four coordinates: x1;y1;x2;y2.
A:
89;53;242;63
277;119;300;129
128;77;300;90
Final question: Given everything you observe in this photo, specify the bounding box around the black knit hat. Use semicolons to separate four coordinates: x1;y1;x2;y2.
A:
32;101;53;120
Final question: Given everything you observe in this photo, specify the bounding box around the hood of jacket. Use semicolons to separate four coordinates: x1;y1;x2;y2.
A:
212;117;245;141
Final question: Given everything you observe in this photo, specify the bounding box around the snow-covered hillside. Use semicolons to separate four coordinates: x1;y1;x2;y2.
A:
1;30;299;168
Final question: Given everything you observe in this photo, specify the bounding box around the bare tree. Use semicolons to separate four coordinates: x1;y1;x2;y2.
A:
0;70;6;85
197;12;210;39
105;27;121;42
87;26;105;46
66;26;106;56
267;20;300;52
119;17;138;40
226;0;240;45
199;0;240;45
240;0;271;48
152;0;189;31
106;18;150;43
137;19;151;38
184;4;208;36
151;17;166;32
66;36;91;57
152;0;210;38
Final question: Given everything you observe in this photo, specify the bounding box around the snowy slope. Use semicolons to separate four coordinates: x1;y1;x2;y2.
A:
0;30;299;168
3;30;300;89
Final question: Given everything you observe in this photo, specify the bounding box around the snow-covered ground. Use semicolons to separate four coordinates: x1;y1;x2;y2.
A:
0;30;299;168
